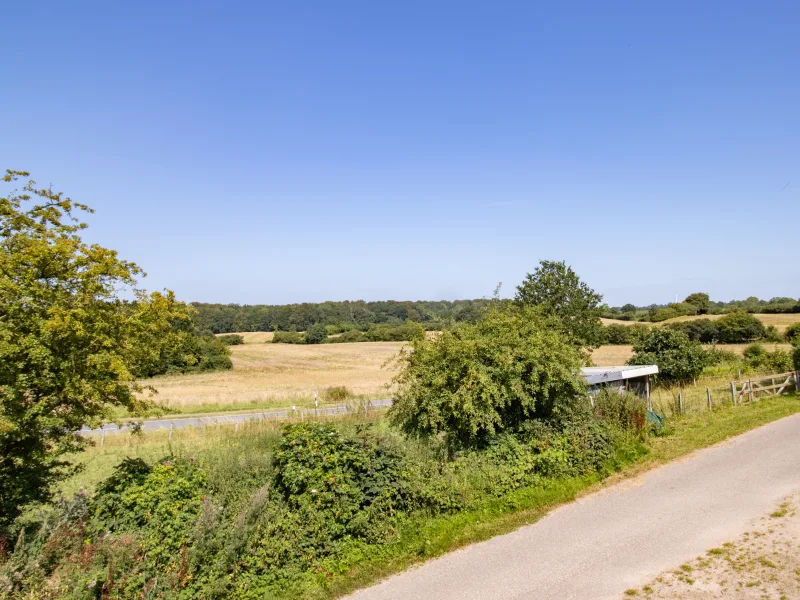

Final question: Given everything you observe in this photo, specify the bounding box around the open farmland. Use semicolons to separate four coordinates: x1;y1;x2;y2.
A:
142;341;794;414
142;341;405;412
601;313;800;332
216;331;274;343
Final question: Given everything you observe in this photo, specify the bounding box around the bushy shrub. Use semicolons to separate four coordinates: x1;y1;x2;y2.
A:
785;322;800;344
366;323;425;342
272;331;305;344
323;385;352;402
764;325;783;343
740;343;792;372
743;343;767;364
704;346;740;366
714;311;766;343
604;324;632;345
666;319;719;343
326;330;369;343
628;328;707;385
217;334;244;345
794;344;800;371
592;389;647;434
390;303;586;448
304;323;328;344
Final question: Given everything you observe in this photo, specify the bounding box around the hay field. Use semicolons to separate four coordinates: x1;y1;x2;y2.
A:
144;338;794;413
602;314;800;332
144;341;405;411
216;331;274;343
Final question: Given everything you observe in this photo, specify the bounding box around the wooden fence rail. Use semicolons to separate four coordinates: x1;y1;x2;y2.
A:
732;371;800;405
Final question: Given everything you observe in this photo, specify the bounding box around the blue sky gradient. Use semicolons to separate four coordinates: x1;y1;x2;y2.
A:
2;1;798;306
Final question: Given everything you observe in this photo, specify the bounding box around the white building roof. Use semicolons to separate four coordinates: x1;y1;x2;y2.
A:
580;365;658;385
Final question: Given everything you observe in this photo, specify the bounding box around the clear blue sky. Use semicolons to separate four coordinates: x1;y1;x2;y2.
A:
2;1;798;307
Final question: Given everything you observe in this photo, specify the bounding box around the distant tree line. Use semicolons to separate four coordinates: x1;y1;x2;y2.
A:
192;299;489;333
602;293;800;322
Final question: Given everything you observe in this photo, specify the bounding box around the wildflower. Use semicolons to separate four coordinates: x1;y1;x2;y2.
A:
310;489;318;494
164;460;172;467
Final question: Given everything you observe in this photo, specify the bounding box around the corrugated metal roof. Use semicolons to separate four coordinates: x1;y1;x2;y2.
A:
580;365;658;385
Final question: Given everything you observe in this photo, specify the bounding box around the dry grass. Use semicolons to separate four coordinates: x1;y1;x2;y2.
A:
215;331;274;343
602;314;800;332
143;341;405;410
143;337;793;414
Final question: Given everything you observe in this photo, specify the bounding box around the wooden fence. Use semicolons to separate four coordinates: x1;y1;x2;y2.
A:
731;371;800;405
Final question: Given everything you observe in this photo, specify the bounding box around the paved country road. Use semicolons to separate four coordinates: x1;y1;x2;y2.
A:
81;399;393;435
345;413;800;600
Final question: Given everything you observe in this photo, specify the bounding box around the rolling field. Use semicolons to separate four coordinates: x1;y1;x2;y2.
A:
143;341;405;411
216;331;274;343
602;313;800;332
142;340;794;414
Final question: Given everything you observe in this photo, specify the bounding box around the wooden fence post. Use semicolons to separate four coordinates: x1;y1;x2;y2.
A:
169;422;174;441
748;379;754;403
100;431;105;447
731;381;737;406
795;371;800;392
679;391;683;415
707;387;712;409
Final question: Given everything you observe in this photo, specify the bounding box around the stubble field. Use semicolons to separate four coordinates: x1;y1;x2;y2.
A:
143;338;792;414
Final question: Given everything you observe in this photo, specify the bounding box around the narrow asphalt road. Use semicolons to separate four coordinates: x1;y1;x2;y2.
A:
81;399;393;435
345;412;800;600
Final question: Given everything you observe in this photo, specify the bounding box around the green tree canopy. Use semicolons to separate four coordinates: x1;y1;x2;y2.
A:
389;302;586;449
0;170;226;531
714;311;766;343
684;293;710;314
304;323;328;344
627;328;707;386
514;260;604;348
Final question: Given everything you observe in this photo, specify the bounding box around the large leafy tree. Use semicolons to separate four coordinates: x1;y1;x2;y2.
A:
389;302;586;449
514;260;604;349
627;328;707;385
684;293;710;315
0;170;221;530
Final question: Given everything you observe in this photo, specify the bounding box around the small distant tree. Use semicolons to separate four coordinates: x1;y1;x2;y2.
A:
715;311;766;343
514;260;604;349
621;303;637;314
304;323;328;344
627;328;707;386
218;334;245;345
389;302;586;449
684;293;710;315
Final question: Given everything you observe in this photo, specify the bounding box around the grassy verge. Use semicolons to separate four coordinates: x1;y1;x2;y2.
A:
314;393;800;599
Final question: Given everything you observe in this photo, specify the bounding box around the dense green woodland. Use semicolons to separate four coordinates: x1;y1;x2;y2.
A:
193;295;799;334
191;299;489;333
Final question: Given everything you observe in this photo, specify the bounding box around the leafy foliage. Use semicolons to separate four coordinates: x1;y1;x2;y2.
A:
2;412;644;599
684;293;710;314
515;260;604;348
714;311;766;343
366;323;425;342
304;323;328;345
628;328;708;385
218;334;245;345
785;323;800;344
272;331;305;344
390;302;586;448
325;330;368;343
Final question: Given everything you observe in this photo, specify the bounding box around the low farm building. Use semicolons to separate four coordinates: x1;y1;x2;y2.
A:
580;365;659;401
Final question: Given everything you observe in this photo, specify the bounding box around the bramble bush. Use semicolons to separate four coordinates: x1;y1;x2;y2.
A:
1;409;647;599
389;302;586;449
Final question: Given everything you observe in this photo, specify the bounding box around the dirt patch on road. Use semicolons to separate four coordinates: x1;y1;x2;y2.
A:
628;494;800;599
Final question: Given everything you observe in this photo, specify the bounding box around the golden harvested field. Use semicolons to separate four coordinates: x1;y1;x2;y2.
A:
216;331;274;343
145;341;405;410
602;313;800;332
144;339;794;413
